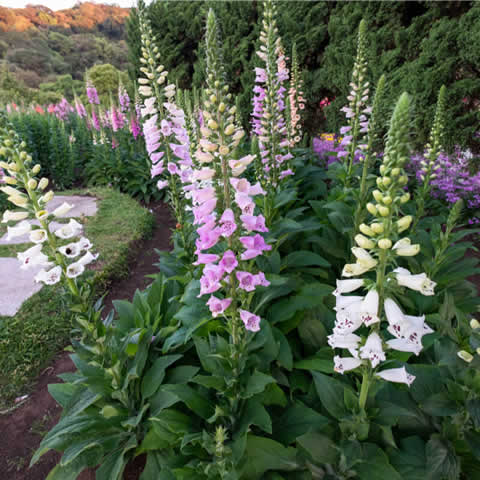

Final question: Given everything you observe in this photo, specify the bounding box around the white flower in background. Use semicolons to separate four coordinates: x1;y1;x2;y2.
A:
17;244;52;270
52;202;74;217
359;289;380;326
457;350;474;363
54;219;83;240
6;220;31;240
34;266;62;285
333;279;365;296
359;331;386;367
66;262;85;278
327;332;361;358
375;367;415;386
393;238;420;256
58;242;81;258
76;237;93;251
2;210;29;223
393;267;436;296
334;356;363;374
29;229;48;244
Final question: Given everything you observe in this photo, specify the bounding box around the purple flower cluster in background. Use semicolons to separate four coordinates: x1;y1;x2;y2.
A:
313;134;366;167
409;147;480;221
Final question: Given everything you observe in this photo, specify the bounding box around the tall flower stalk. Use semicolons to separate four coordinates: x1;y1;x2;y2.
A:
191;10;272;473
329;93;436;410
0;112;99;340
137;6;195;259
252;0;293;225
339;19;370;187
411;85;446;233
353;74;386;234
287;42;305;147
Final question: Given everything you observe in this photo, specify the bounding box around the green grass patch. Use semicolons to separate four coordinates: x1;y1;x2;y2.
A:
0;187;153;409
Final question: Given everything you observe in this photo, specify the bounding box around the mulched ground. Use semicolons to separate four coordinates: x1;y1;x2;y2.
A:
0;200;173;480
0;202;479;479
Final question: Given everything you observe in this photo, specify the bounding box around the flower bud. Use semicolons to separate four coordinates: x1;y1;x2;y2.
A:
470;319;480;330
209;94;217;103
372;190;383;202
355;234;375;249
41;190;54;203
4;176;17;185
382;176;391;186
378;238;392;249
400;193;410;204
207;119;218;130
396;215;412;233
379;165;386;175
38;178;49;190
219;145;230;155
382;196;392;205
0;160;9;169
32;164;41;175
224;124;235;136
7;162;18;172
371;223;384;234
366;203;377;215
359;223;374;237
27;178;38;190
457;350;473;363
378;205;389;217
218;102;226;113
376;177;383;187
391;168;401;177
398;175;408;185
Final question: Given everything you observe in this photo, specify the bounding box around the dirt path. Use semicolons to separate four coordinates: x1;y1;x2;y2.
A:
0;201;173;480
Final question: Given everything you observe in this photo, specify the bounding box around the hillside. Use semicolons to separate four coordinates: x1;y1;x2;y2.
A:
0;2;131;104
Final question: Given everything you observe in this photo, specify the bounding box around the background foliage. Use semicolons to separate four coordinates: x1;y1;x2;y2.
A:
127;0;480;151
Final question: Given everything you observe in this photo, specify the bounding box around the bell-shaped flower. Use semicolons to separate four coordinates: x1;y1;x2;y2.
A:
334;295;363;312
240;309;261;332
219;209;237;237
351;247;378;269
327;332;361;358
78;251;99;267
54;219;83;240
333;279;365;296
18;244;52;270
34;265;62;285
359;289;380;326
240;234;272;260
59;242;81;258
193;253;219;266
29;229;48;244
393;267;436;296
2;210;29;223
334;356;363;374
359;332;386;367
219;250;238;274
76;237;93;251
236;271;257;292
52;202;74;218
393;238;420;256
207;296;232;317
6;220;31;240
66;261;85;279
375;367;415;386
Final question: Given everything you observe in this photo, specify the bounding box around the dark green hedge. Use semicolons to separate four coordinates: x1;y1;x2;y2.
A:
127;0;480;151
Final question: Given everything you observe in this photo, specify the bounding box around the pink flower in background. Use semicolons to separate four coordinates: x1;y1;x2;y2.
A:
240;309;261;332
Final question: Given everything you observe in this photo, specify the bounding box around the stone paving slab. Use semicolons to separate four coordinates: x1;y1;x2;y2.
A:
0;220;66;245
0;258;44;316
46;195;97;218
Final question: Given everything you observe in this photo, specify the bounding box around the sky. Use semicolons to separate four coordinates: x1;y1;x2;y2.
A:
0;0;153;9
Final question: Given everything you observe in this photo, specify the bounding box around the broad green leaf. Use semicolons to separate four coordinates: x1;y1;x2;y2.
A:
162;384;214;419
312;371;351;419
236;399;272;435
297;432;338;464
141;354;183;398
243;371;276;398
282;251;330;269
388;436;427;480
425;435;460;480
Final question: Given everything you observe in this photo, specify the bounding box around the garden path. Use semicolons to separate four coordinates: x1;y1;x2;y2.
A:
0;195;97;316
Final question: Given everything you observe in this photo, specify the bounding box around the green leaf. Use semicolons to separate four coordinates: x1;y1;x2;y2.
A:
355;443;402;480
236;399;272;435
47;383;78;408
141;354;183;398
140;453;175;480
297;432;338;464
388;436;427;480
425;435;460;480
274;401;329;445
465;431;480;461
241;435;298;479
162;384;214;419
312;371;351;419
282;251;330;269
242;371;276;398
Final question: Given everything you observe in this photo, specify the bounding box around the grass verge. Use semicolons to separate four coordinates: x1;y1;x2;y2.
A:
0;187;154;409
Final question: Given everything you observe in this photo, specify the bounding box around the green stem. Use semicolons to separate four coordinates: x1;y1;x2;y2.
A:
358;368;371;411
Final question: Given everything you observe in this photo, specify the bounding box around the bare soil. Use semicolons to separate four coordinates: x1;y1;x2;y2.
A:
0;201;173;480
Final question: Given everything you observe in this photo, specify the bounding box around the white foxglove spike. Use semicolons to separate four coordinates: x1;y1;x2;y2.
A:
327;333;361;358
